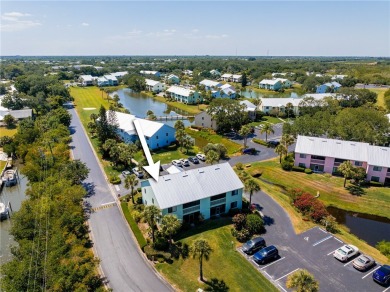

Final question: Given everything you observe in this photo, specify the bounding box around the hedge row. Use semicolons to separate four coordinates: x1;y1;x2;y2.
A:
121;202;148;249
252;138;268;147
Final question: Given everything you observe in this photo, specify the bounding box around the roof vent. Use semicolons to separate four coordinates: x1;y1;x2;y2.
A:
350;143;355;146
215;167;220;170
199;170;204;173
164;178;171;181
336;142;341;144
183;174;188;177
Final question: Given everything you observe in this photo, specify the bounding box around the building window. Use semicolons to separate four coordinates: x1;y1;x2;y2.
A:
166;133;168;136
354;161;363;167
211;193;226;201
231;201;238;209
371;176;380;182
156;136;159;139
144;189;146;193
152;198;154;204
183;200;200;209
311;155;325;160
157;143;159;147
168;206;177;213
373;166;382;172
231;190;238;196
299;154;306;159
299;163;306;168
202;117;204;120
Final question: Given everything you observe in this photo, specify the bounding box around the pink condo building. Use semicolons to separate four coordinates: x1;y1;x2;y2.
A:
294;136;390;185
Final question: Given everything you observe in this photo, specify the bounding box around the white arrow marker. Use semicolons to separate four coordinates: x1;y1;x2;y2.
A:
133;119;160;182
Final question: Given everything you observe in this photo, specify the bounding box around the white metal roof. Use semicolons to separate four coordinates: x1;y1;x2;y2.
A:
259;79;281;86
220;83;233;90
147;162;244;209
80;75;93;81
240;100;256;111
367;146;390;168
166;86;194;97
145;79;161;86
167;74;179;80
109;111;169;137
295;136;369;162
232;74;242;79
200;79;221;88
104;75;118;81
221;73;232;78
166;165;183;174
260;97;297;107
140;70;159;75
302;93;337;100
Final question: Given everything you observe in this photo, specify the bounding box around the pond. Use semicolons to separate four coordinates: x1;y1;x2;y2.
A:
327;206;390;247
115;88;193;128
0;168;28;264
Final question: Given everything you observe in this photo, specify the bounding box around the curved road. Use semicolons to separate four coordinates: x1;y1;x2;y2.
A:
68;106;171;292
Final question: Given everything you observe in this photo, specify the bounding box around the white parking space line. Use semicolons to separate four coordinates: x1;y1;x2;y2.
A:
275;268;300;282
114;185;120;191
382;286;390;292
344;260;354;267
263;270;272;279
313;235;333;246
101;201;116;206
318;227;327;234
260;257;286;270
251;259;259;266
362;266;381;279
334;237;343;243
278;283;288;292
327;248;340;256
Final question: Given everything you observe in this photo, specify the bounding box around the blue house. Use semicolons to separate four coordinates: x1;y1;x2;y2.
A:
166;86;202;104
141;163;244;223
110;111;176;150
316;82;342;93
212;83;236;99
259;79;282;91
166;74;180;84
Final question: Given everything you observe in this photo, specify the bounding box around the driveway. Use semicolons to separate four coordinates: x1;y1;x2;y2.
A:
68;106;171;292
239;191;388;292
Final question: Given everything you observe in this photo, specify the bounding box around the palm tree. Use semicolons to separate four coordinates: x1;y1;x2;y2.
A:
143;205;160;243
124;174;139;204
174;120;185;131
260;123;274;142
182;136;194;154
274;144;287;163
281;134;295;150
206;150;219;165
239;125;252;148
175;129;186;151
286;269;319;292
338;161;355;187
160;214;181;246
244;179;261;208
285;102;294;120
191;239;213;282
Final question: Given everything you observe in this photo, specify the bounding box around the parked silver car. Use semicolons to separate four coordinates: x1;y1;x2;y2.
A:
353;254;375;271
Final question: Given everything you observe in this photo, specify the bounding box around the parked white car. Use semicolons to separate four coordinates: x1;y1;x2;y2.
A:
172;160;182;167
132;167;144;178
196;153;206;161
180;158;190;167
333;245;359;262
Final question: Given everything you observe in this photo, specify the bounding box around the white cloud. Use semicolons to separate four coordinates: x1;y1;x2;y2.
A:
205;34;229;39
192;29;199;33
0;12;41;32
81;22;89;26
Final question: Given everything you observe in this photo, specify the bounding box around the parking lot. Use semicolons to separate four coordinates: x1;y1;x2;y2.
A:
238;227;390;292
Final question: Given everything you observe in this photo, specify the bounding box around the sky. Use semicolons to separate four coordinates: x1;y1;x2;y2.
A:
1;1;389;56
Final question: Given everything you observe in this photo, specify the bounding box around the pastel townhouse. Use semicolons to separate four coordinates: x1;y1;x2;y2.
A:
294;135;390;185
232;74;242;83
274;78;292;88
194;111;218;130
141;163;244;223
221;73;233;82
259;79;282;91
199;79;222;91
166;86;202;104
316;81;342;93
140;70;161;78
166;74;180;84
111;111;176;150
239;100;257;121
97;75;118;86
79;75;94;86
145;79;164;93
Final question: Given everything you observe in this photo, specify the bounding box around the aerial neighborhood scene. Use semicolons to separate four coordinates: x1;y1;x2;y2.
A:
1;1;390;292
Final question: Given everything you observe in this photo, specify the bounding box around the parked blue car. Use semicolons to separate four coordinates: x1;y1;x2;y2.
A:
373;265;390;285
253;245;279;265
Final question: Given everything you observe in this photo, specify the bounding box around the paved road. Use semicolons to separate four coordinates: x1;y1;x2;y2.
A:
68;106;171;292
242;191;387;292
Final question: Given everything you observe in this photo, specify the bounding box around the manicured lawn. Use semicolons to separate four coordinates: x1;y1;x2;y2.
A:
152;95;207;115
248;116;284;127
151;144;201;164
121;202;147;249
185;128;242;155
0;127;17;138
247;159;390;219
369;88;388;109
156;218;278;292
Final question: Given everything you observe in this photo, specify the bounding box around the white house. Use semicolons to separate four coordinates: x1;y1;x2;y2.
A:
145;79;164;93
112;71;128;79
166;74;180;84
200;79;222;90
140;70;161;77
79;75;94;86
239;100;257;121
194;111;217;130
183;70;193;76
274;78;292;88
210;69;221;77
213;83;236;99
259;79;282;91
97;75;118;87
331;75;347;80
166;86;202;104
110;111;176;150
141;163;244;222
221;73;233;81
232;74;242;83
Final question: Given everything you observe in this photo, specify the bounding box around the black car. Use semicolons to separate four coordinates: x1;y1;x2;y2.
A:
241;237;266;255
267;140;280;148
253;245;279;264
188;157;199;164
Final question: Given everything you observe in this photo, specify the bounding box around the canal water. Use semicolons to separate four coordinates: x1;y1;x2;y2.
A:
0;170;27;264
327;206;390;247
115;88;193;128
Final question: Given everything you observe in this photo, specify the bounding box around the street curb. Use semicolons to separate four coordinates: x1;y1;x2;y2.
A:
71;105;174;291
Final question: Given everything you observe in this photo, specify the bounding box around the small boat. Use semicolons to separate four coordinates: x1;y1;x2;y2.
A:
1;169;17;187
0;202;10;221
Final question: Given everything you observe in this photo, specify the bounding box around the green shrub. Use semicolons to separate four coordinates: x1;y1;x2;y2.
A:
245;214;264;235
132;210;142;223
109;175;121;184
281;160;293;171
232;213;246;231
304;168;313;174
191;125;203;130
121;202;147;249
252;138;268;147
153;236;169;251
292;166;305;172
370;181;383;187
235;228;251;242
144;245;172;262
236;162;243;170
